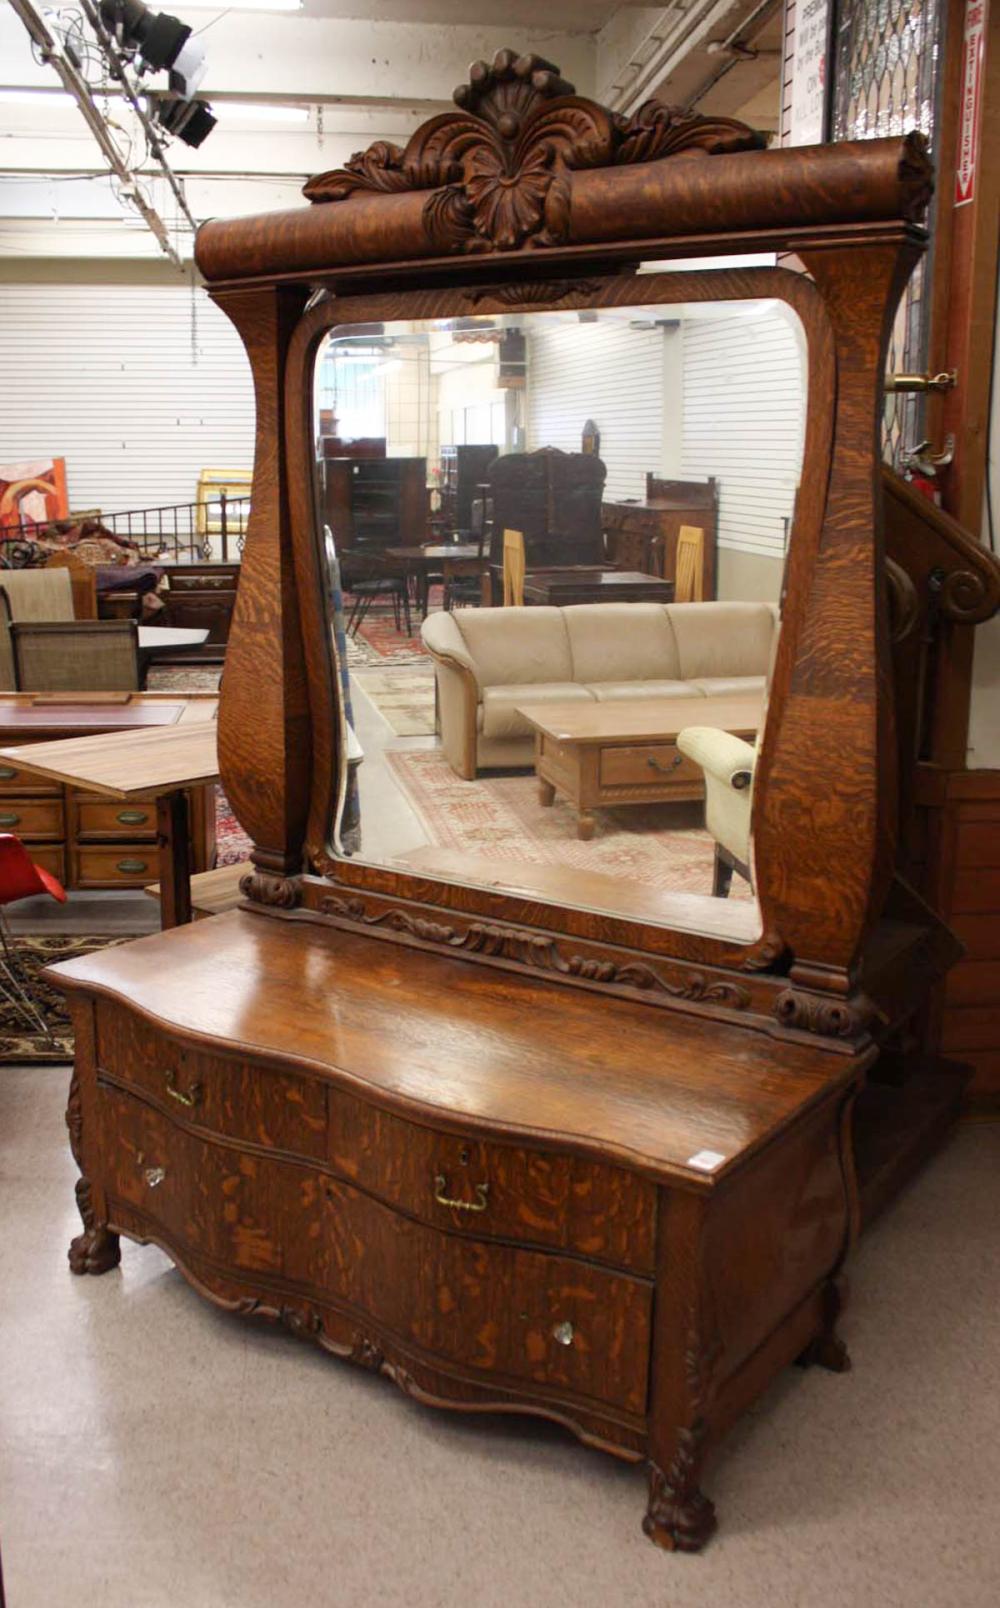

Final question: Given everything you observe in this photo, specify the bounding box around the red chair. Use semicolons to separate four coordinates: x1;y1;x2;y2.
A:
0;833;67;1039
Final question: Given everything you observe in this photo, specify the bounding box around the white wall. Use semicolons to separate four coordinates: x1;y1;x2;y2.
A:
681;303;805;560
0;282;255;515
526;319;665;500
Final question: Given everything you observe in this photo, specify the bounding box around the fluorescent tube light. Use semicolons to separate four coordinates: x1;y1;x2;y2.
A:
212;102;310;123
176;0;303;9
0;90;76;107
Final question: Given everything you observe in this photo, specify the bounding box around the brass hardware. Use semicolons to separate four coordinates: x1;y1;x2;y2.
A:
902;436;956;472
434;1173;489;1213
116;810;150;826
885;369;957;394
0;812;20;826
0;766;18;780
143;1166;166;1188
165;1069;202;1108
647;752;683;774
552;1321;575;1346
115;858;149;873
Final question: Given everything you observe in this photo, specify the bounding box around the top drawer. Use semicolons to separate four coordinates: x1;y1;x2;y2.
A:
96;1004;328;1160
0;753;61;796
95;1001;656;1275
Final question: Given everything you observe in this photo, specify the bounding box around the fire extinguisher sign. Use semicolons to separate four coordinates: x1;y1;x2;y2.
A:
955;0;985;206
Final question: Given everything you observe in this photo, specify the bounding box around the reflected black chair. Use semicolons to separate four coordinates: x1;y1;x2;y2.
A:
342;555;413;637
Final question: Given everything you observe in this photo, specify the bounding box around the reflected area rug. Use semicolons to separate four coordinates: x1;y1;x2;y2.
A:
352;667;436;736
383;749;754;899
0;935;126;1062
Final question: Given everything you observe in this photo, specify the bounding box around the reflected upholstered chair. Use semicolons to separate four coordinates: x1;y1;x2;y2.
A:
10;619;140;692
675;725;756;897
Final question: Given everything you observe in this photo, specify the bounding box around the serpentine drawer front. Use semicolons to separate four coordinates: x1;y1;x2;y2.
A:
95;1004;328;1160
95;1003;657;1272
99;1083;652;1416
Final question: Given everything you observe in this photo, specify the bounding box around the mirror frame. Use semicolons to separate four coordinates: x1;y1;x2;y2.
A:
196;50;932;1049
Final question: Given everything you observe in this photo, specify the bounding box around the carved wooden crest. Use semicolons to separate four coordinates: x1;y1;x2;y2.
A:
303;47;765;254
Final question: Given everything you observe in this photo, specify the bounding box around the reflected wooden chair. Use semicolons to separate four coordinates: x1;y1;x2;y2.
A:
44;549;98;618
502;528;525;607
675;525;704;603
11;620;140;692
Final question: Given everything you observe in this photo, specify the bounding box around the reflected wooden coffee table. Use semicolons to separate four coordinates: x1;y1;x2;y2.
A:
518;693;762;840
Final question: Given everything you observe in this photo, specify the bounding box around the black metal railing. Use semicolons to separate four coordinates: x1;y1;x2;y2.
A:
0;492;250;566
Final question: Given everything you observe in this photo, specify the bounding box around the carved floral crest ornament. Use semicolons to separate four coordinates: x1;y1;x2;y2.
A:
303;48;766;254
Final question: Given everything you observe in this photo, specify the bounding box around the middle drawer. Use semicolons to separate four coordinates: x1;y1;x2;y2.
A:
76;796;158;840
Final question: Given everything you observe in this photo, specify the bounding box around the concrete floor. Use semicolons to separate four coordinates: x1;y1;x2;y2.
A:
1;1060;998;1608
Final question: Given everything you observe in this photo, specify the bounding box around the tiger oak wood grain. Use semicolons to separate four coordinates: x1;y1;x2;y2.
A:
52;48;983;1557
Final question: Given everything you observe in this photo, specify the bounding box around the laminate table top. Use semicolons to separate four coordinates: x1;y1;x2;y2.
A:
0;718;219;800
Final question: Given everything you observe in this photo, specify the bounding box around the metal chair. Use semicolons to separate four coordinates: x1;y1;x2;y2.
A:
0;833;67;1040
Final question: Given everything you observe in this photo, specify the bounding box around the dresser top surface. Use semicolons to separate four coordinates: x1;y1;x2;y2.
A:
50;910;857;1187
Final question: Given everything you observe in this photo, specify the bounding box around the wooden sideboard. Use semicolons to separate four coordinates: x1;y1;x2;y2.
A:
159;564;240;662
604;476;719;600
56;910;864;1553
0;694;217;889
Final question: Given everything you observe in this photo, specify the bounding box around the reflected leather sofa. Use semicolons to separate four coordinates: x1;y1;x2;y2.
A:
421;600;778;779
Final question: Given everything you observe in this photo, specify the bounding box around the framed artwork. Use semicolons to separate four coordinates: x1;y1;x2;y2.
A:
0;457;69;532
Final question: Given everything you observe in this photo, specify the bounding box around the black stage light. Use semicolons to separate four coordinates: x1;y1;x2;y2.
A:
156;94;217;148
98;1;207;93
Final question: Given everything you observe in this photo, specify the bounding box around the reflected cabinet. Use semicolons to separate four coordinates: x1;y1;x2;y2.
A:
50;48;993;1554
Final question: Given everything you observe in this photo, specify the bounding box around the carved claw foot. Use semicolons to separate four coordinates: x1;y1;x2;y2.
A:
796;1280;851;1372
68;1175;120;1275
643;1451;718;1553
69;1224;121;1275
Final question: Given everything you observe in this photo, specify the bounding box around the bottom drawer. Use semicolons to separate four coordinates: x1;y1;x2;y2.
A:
73;844;158;888
100;1083;651;1415
24;842;67;882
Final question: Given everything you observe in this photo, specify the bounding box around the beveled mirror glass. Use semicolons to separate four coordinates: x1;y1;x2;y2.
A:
311;290;807;940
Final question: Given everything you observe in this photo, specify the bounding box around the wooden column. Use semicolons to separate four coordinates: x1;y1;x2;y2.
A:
210;284;311;906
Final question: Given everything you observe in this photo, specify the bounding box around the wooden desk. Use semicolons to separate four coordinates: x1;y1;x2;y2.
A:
519;693;762;840
0;708;218;926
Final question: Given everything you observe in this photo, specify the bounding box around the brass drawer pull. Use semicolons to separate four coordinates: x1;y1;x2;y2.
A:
143;1166;166;1188
434;1173;489;1213
552;1321;575;1347
165;1069;202;1108
115;858;149;873
646;752;683;774
0;812;20;826
0;765;18;780
116;809;151;826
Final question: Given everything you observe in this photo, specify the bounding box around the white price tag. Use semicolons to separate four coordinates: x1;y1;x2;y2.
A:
686;1149;726;1172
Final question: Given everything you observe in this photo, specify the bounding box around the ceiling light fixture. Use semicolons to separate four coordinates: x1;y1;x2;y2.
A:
212;101;310;123
0;88;77;106
172;0;303;9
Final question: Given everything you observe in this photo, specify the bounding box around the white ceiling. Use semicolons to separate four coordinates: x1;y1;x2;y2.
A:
0;0;783;263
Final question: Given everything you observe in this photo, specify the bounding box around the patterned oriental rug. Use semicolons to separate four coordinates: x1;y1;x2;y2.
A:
383;749;754;899
352;666;437;736
0;936;126;1062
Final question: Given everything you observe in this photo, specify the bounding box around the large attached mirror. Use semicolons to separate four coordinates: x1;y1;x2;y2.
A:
311;283;807;942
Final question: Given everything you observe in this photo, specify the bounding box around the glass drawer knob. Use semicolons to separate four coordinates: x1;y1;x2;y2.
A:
144;1166;166;1188
552;1321;574;1347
